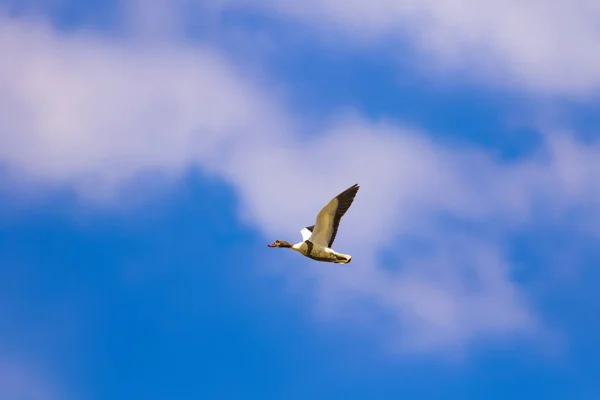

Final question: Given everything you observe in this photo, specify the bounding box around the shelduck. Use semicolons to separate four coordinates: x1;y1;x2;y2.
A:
267;184;360;263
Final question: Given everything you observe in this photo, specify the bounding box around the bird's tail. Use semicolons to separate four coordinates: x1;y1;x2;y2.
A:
335;253;352;264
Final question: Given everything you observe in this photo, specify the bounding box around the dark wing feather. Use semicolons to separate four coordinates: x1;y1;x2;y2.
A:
328;184;359;248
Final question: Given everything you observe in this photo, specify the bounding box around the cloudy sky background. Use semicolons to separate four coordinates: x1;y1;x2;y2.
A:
1;0;600;398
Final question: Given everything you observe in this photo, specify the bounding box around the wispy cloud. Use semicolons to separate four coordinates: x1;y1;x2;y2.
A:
227;0;600;96
0;14;286;200
1;11;599;356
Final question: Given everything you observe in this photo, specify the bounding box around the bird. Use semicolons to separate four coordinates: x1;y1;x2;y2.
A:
267;183;359;263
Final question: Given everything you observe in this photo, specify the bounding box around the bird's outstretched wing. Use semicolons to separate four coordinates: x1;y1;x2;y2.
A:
309;184;359;248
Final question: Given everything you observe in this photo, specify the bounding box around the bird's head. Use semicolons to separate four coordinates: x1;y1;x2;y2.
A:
267;240;292;248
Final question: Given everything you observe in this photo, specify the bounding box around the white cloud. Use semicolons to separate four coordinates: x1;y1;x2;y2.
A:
0;14;287;200
1;12;598;355
222;117;549;352
228;0;600;96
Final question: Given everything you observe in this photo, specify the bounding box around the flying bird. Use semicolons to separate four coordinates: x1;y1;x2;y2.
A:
267;183;359;263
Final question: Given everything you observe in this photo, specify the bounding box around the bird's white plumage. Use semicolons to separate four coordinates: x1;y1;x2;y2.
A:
300;227;312;242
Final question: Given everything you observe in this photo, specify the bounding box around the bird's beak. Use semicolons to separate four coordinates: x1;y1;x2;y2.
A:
267;242;277;248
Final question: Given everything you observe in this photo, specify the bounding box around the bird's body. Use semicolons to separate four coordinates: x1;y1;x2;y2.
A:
268;184;359;264
291;240;352;263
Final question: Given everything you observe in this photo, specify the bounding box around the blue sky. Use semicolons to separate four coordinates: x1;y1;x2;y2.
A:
1;0;600;399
